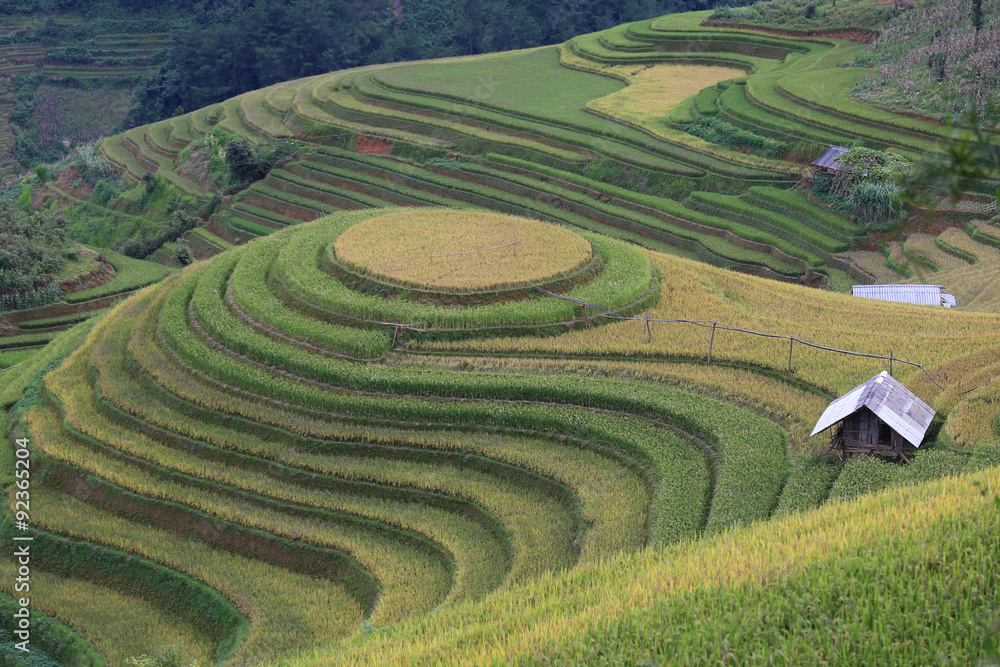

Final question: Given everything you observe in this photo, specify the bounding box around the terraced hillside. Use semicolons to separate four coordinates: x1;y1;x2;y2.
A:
94;10;981;290
0;249;169;362
4;6;999;664
5;208;998;663
0;12;174;181
837;214;1000;312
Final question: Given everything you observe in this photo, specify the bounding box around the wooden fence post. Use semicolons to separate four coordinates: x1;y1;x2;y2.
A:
889;349;894;377
788;338;794;375
708;322;717;363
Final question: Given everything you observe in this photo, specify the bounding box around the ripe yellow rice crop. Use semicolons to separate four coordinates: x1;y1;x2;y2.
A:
397;354;828;455
0;558;217;665
420;248;1000;449
838;249;903;284
292;466;1000;666
902;233;970;272
560;43;794;172
333;209;592;291
587;63;745;120
905;228;1000;314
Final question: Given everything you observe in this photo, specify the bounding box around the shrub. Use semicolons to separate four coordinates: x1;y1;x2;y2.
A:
226;138;297;186
125;646;199;667
0;202;71;303
849;181;902;228
174;241;194;266
117;210;198;259
90;178;121;205
16;185;31;212
76;142;117;181
225;139;258;183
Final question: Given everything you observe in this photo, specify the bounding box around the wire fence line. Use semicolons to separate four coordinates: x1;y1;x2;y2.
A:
534;287;946;390
429;241;520;258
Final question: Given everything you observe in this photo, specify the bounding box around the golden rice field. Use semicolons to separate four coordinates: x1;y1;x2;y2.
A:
394;353;829;456
6;211;999;665
556;42;794;174
907;227;1000;314
586;63;746;121
838;249;902;283
0;557;217;665
291;466;1000;666
419;247;1000;449
903;233;971;273
12;3;1000;663
332;210;593;291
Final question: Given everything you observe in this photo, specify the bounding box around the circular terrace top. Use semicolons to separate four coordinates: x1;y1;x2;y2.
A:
333;209;593;292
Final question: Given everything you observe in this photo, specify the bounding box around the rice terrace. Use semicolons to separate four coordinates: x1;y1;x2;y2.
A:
0;0;999;664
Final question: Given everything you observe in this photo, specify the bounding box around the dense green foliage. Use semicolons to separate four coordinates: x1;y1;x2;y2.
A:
830;147;908;226
224;139;297;189
683;115;788;158
0;202;71;309
709;0;896;31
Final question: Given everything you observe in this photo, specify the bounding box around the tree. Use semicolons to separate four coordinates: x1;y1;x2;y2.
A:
455;0;485;54
174;241;194;266
224;139;259;184
0;201;71;301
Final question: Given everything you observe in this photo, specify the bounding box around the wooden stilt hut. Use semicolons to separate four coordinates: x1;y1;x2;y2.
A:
810;371;935;462
810;145;850;175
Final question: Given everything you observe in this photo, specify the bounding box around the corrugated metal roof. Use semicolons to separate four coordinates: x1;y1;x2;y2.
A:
811;145;850;170
810;371;936;447
853;284;955;307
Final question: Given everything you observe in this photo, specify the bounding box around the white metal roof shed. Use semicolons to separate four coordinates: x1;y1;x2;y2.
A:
853;284;956;308
811;371;936;447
